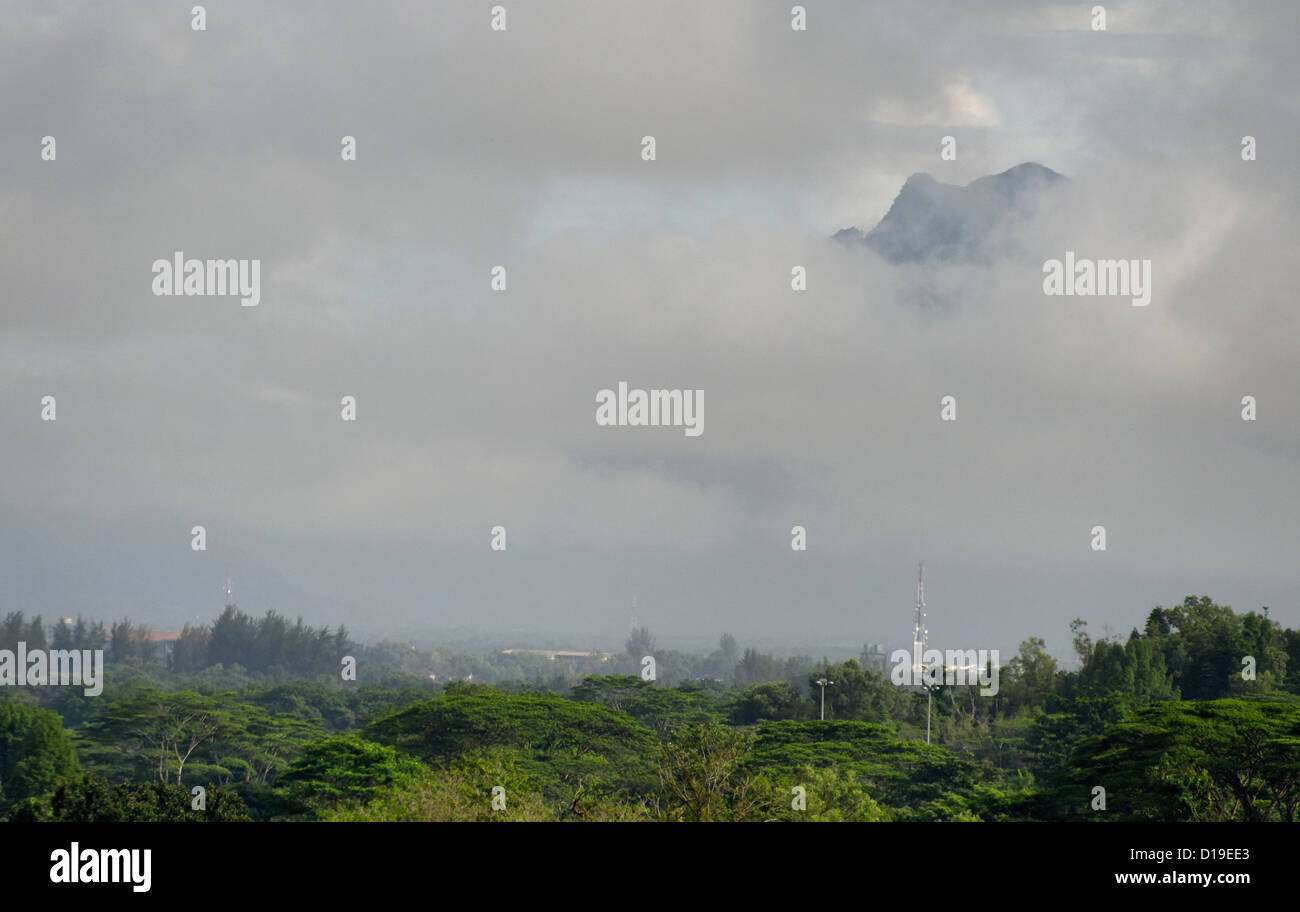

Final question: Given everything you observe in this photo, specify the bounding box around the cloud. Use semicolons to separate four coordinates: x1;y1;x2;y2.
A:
868;77;1002;127
1;1;1296;653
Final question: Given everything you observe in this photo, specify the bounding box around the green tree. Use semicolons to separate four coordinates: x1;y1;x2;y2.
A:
570;675;720;735
279;735;424;811
654;722;772;821
79;690;321;787
771;764;890;822
35;772;250;822
0;701;80;817
625;626;655;659
733;647;787;685
365;690;657;801
25;616;48;651
51;619;75;651
322;750;556;821
718;633;739;663
81;691;225;784
745;720;990;820
1062;699;1300;821
807;660;906;723
1070;618;1093;669
1004;637;1059;711
729;681;811;725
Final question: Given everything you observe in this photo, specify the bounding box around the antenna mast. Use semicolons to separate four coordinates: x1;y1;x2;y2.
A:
913;561;927;675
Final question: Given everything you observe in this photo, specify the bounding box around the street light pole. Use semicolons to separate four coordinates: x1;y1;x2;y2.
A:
919;662;938;744
815;677;834;720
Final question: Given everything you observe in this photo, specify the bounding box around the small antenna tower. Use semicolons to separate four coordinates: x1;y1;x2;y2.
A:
913;560;927;673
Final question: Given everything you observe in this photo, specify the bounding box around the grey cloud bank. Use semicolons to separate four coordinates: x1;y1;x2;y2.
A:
1;1;1297;660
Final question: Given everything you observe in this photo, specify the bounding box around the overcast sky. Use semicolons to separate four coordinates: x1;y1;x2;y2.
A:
2;1;1297;660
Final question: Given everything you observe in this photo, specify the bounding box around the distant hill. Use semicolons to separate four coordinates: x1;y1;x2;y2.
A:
835;162;1066;263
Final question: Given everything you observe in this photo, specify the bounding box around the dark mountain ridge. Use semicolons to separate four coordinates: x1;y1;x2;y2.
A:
836;162;1066;263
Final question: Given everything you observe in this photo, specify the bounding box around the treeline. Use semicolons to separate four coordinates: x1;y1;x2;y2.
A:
2;594;1298;823
0;605;356;682
6;673;1295;823
171;605;355;679
1;612;175;665
772;595;1298;735
0;613;108;653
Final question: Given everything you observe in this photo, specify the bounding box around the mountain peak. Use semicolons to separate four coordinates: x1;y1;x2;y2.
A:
902;171;938;187
998;161;1061;180
836;162;1066;264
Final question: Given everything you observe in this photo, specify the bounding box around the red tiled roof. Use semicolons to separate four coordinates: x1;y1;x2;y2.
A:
121;631;184;643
